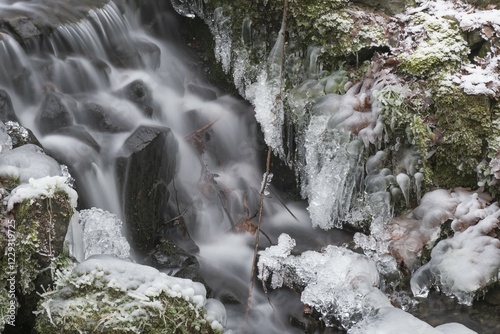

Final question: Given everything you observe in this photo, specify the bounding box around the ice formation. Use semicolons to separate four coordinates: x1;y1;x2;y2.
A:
356;187;498;274
0;144;62;183
348;307;478;334
6;175;78;211
36;256;224;333
78;207;131;260
411;209;500;305
258;234;478;332
258;233;391;328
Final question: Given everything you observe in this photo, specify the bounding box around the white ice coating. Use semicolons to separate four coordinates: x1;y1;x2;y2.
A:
243;16;287;158
411;208;500;305
356;187;498;273
258;234;477;332
78;207;131;260
348;307;478;334
0;144;62;183
6;175;78;211
303;118;363;229
258;233;392;328
42;256;224;331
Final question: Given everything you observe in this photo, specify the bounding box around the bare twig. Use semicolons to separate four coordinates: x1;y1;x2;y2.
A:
245;146;272;319
184;116;222;140
269;188;301;223
245;0;288;320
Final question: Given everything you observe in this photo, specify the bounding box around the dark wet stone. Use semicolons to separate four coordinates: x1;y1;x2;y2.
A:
0;89;18;123
175;263;212;296
6;16;41;41
485;286;500;306
115;125;178;254
77;102;133;133
135;38;161;70
54;125;100;152
151;238;197;268
36;92;76;135
117;79;155;117
108;37;143;68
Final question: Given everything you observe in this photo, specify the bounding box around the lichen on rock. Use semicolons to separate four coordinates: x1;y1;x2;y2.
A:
35;256;224;334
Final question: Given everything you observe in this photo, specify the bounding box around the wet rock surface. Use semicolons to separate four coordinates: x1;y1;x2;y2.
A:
117;79;156;117
0;89;19;123
115;125;178;254
36;92;76;135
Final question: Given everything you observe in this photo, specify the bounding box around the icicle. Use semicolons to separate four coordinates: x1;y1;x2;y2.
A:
396;173;411;207
241;18;252;47
414;172;424;204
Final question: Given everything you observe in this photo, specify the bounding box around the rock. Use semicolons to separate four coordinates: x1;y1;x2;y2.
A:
0;176;77;332
76;102;133;133
6;16;41;41
36;93;76;135
0;122;12;153
0;89;18;123
117;79;156;117
0;144;61;184
54;126;100;152
135;38;161;70
34;256;223;334
5;121;42;148
115;125;178;254
108;36;143;68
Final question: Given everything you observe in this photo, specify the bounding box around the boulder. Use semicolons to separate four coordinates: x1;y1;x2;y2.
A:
117;79;156;117
0;89;18;123
36;93;76;135
115;125;178;254
6;16;41;41
76;102;133;133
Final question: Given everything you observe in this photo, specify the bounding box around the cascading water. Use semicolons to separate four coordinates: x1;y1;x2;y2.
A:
0;1;352;333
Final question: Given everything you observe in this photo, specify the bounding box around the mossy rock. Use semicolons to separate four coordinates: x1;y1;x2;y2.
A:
35;257;222;334
430;84;492;188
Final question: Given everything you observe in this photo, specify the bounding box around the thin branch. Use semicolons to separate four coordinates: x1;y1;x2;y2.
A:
245;146;272;319
184;116;222;140
269;188;301;223
245;0;288;320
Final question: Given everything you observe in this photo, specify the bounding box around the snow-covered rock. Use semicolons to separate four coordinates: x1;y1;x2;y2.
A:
36;256;224;333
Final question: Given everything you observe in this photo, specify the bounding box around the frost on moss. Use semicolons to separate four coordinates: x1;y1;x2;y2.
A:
399;12;469;77
35;257;222;334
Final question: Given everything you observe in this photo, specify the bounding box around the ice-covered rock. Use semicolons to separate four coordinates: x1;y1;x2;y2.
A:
79;207;131;260
0;144;61;184
35;256;224;333
411;209;500;305
348;307;478;334
258;233;391;328
357;187;497;272
258;233;478;332
6;175;77;211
